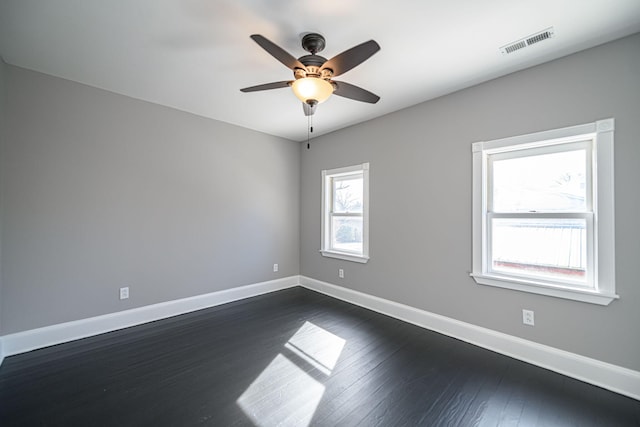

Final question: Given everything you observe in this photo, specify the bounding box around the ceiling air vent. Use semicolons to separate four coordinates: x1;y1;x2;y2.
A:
500;27;555;55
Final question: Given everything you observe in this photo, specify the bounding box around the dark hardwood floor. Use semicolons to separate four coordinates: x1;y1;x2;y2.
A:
1;287;638;426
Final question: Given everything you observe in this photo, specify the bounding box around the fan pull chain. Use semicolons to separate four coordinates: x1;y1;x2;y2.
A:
307;114;314;149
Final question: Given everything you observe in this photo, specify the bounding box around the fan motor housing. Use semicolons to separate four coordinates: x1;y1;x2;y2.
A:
294;66;333;80
298;55;327;69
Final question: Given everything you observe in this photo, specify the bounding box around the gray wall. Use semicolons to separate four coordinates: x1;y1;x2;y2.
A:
2;33;638;372
0;59;6;334
1;64;300;334
300;33;640;371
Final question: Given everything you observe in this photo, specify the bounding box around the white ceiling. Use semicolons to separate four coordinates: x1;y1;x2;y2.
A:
1;1;639;142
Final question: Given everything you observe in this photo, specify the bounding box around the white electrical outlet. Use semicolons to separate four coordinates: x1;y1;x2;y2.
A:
522;309;535;326
338;268;344;279
119;286;129;300
273;263;279;272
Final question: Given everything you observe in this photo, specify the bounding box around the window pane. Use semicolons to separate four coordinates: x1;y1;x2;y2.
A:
492;149;587;212
333;176;363;213
491;218;587;284
331;217;363;253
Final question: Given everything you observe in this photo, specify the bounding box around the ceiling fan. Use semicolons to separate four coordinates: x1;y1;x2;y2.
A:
240;33;380;116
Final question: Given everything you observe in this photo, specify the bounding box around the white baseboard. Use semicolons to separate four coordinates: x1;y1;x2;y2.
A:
0;276;299;360
300;275;640;401
2;275;638;401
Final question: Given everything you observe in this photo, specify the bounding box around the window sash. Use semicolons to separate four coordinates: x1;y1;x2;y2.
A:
485;212;594;288
486;139;594;214
331;173;363;214
329;214;364;255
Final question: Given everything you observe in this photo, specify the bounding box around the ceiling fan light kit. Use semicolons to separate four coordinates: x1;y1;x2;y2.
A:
240;32;380;116
291;77;334;104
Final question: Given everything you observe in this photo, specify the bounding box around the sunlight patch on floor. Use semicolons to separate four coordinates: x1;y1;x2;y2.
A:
237;321;346;426
285;321;346;375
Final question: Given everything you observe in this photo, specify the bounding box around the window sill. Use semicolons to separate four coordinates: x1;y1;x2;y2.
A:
320;250;369;264
470;273;618;306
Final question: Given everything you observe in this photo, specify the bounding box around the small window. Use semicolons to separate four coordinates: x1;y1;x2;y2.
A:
471;119;616;305
321;163;369;263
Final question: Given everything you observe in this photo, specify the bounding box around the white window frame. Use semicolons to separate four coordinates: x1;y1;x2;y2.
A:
320;163;370;263
471;119;617;305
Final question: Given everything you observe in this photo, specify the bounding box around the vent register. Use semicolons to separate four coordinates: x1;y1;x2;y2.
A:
500;27;555;54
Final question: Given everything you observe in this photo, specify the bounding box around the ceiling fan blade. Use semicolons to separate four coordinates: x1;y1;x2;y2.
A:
303;102;317;116
250;34;306;70
321;40;380;77
333;81;380;103
240;81;292;92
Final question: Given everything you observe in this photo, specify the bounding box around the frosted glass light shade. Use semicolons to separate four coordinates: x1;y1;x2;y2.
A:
291;78;333;104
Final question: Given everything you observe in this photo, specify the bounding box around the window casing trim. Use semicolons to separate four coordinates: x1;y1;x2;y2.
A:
471;119;617;305
320;163;370;263
469;272;619;305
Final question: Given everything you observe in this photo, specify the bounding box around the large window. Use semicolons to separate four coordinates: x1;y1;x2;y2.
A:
471;119;616;305
321;163;369;263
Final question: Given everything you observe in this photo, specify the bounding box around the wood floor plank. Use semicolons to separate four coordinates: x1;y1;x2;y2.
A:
1;287;638;426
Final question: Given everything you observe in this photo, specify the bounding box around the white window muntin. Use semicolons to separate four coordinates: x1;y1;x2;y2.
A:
321;163;370;263
471;119;617;305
